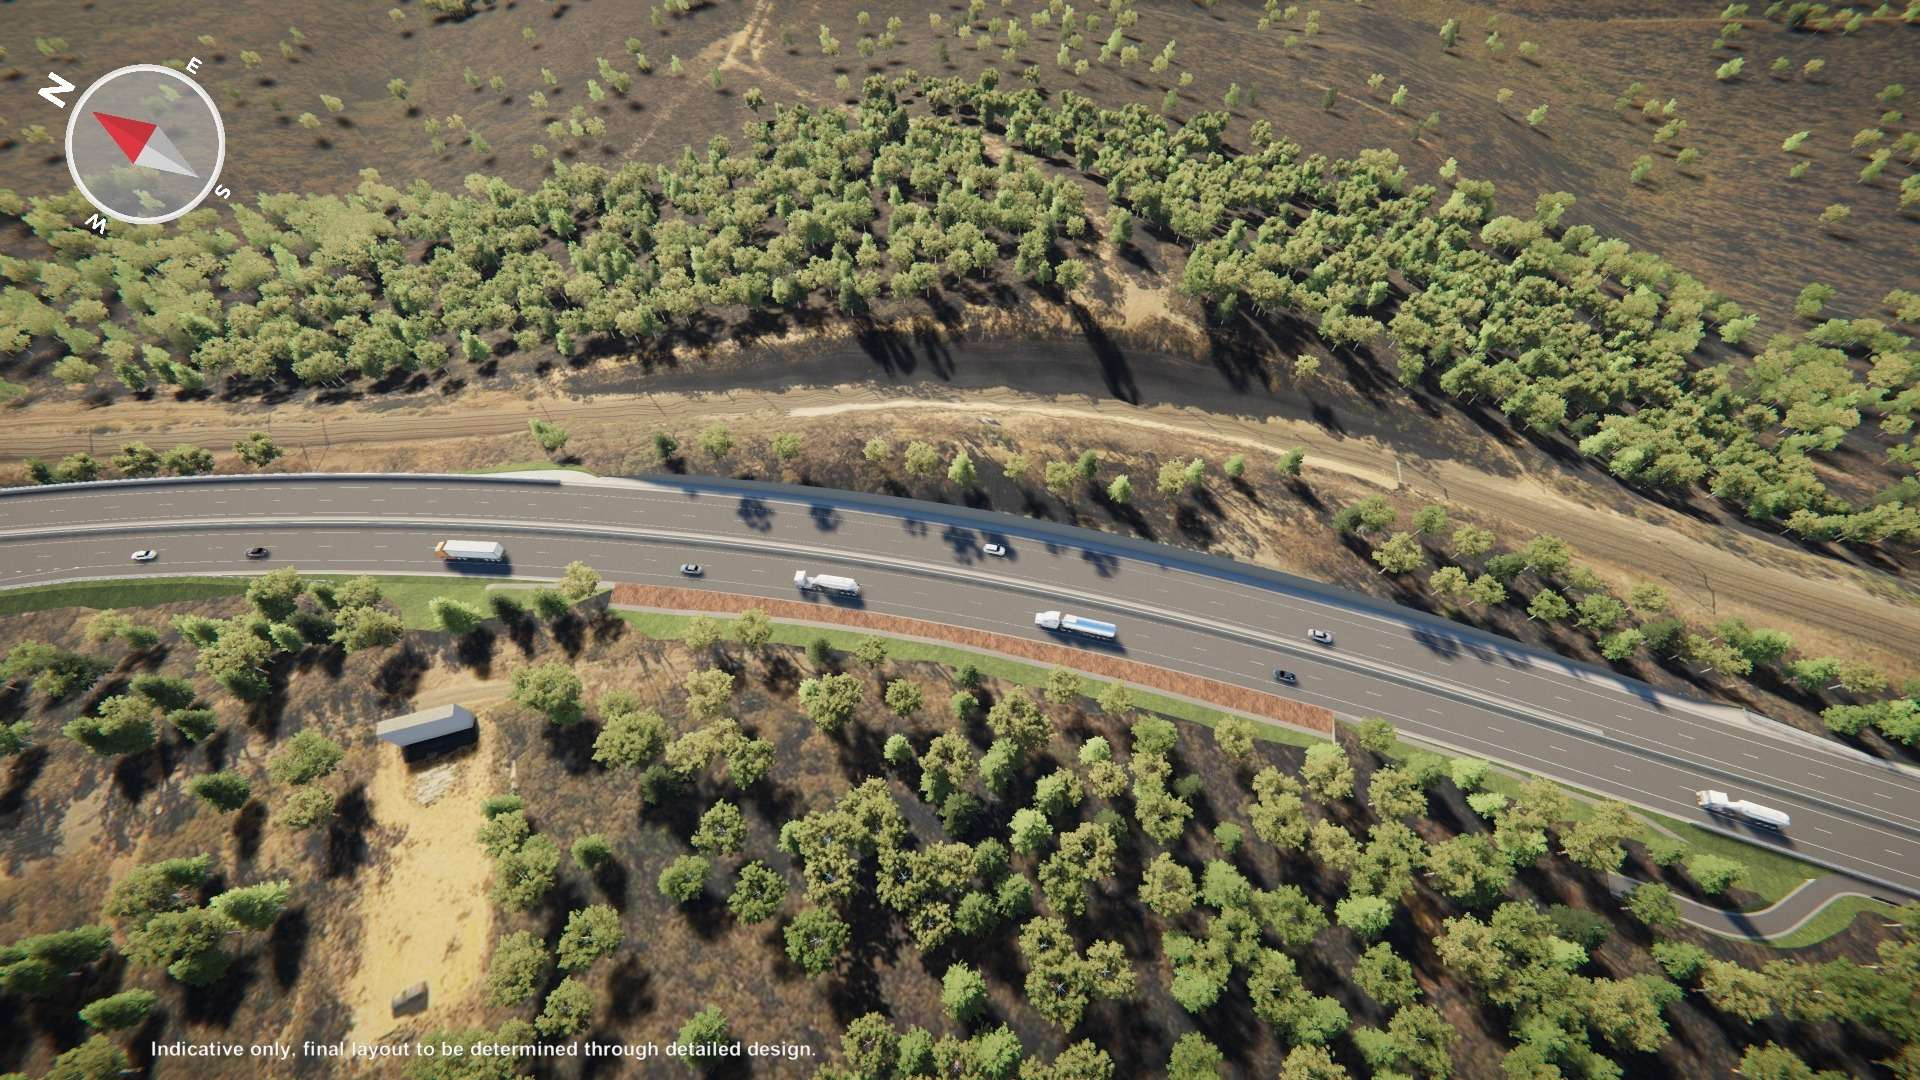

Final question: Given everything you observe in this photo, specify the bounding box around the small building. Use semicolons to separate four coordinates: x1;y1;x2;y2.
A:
376;703;475;748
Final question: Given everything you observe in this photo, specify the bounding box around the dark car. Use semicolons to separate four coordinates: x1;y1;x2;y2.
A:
1274;669;1298;685
245;547;270;559
680;563;703;577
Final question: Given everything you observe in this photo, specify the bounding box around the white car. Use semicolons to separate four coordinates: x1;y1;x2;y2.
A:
982;543;1008;558
130;549;157;562
1307;628;1334;646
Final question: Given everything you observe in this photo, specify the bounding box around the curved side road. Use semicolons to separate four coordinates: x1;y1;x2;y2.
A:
3;472;1919;898
1606;872;1900;943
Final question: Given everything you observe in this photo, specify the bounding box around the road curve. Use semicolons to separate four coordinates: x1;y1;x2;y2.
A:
1606;871;1902;943
3;472;1919;898
6;354;1914;668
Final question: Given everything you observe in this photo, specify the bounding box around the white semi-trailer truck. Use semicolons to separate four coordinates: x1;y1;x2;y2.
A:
1695;790;1791;830
1034;610;1118;641
435;539;506;561
794;570;861;596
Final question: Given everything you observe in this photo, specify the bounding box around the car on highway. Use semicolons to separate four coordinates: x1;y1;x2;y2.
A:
1307;628;1335;646
245;547;270;559
130;549;157;562
680;563;703;577
1274;669;1298;685
982;543;1008;558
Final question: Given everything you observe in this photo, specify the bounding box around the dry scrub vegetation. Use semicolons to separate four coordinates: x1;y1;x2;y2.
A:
5;585;1916;1079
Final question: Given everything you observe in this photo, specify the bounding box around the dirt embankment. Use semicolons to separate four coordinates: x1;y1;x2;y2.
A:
610;582;1335;737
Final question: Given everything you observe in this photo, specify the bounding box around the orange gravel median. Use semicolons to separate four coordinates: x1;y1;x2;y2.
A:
610;583;1334;737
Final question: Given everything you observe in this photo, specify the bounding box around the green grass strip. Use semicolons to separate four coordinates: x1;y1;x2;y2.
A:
633;610;1835;918
1439;752;1815;907
0;576;250;615
1765;894;1897;950
616;608;1324;750
0;573;549;632
0;573;1858;939
1363;727;1825;917
307;576;505;630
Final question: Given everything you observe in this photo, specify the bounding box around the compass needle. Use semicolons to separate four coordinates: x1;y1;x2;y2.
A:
65;64;225;224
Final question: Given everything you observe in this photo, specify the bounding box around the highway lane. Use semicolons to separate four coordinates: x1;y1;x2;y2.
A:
4;474;1919;896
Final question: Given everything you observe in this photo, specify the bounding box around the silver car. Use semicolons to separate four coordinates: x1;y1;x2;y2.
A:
1307;628;1334;646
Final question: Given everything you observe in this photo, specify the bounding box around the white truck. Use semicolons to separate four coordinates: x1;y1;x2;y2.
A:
435;539;506;562
794;570;861;597
1695;789;1791;830
1034;610;1118;641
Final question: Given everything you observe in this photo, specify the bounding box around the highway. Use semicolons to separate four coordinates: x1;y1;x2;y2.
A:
3;473;1919;898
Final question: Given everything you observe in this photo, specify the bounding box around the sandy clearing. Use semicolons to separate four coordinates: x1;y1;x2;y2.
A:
408;666;510;712
340;724;496;1046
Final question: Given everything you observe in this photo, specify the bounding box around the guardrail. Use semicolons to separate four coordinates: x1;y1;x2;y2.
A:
5;472;1918;897
7;470;1917;784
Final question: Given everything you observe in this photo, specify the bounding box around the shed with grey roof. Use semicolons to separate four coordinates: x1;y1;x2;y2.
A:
376;703;475;747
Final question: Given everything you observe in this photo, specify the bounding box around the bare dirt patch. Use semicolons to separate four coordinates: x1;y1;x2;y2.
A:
2;593;1902;1078
339;728;498;1047
408;665;510;713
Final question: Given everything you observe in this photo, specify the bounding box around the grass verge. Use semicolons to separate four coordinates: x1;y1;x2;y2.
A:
1360;724;1839;933
1766;894;1898;950
616;608;1324;750
0;577;250;615
629;607;1845;928
307;575;523;629
0;576;1867;943
0;573;551;631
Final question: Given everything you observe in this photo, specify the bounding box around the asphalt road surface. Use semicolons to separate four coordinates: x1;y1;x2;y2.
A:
4;473;1919;898
1606;871;1898;941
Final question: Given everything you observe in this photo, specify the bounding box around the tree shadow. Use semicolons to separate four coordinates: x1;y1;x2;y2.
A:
541;720;600;776
180;952;256;1028
373;645;432;708
323;784;375;880
0;745;49;816
451;627;498;674
551;613;587;657
269;905;311;988
232;800;268;862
